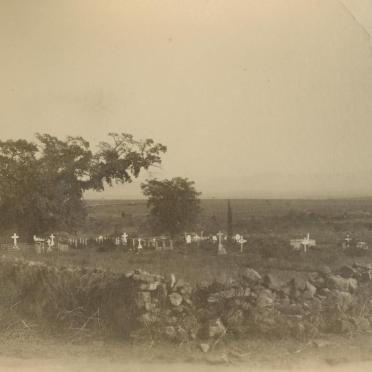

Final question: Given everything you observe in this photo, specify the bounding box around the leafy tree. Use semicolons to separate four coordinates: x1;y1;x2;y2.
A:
141;177;201;236
0;133;166;238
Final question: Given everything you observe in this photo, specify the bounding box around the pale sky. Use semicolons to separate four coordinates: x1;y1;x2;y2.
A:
1;0;372;198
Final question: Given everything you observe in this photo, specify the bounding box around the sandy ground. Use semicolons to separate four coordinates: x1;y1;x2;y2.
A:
0;333;372;372
0;359;372;372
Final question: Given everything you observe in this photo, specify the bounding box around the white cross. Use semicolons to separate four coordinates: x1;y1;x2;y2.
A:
121;233;128;244
49;234;55;246
217;231;226;255
239;237;247;253
138;238;143;250
11;233;19;247
217;231;224;244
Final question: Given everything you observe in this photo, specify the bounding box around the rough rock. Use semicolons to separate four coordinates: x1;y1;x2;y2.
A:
319;265;332;277
339;265;357;279
308;272;326;288
242;268;262;283
164;326;177;340
263;273;284;291
347;278;358;293
304;281;317;298
361;270;372;282
353;317;371;333
207;318;227;339
326;290;353;312
169;292;183;307
290;277;307;291
256;289;274;308
327;275;355;292
200;343;210;353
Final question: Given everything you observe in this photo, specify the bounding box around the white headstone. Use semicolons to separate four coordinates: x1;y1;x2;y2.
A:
121;233;128;245
217;231;227;255
238;237;247;253
186;234;192;244
11;233;19;247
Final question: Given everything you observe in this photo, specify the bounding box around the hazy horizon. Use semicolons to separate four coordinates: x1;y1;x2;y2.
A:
2;0;372;199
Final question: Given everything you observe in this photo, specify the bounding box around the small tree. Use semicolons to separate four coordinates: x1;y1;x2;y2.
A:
141;177;201;236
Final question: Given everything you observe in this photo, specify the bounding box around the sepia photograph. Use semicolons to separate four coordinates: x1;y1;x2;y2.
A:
1;0;372;371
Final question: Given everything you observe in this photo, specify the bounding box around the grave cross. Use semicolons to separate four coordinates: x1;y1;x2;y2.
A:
11;233;19;247
217;231;227;255
238;237;247;253
121;232;128;245
49;234;55;247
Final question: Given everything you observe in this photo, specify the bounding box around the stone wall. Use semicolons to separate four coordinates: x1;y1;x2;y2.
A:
0;255;372;346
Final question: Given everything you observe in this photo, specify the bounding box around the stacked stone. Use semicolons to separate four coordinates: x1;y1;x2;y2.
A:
2;255;372;346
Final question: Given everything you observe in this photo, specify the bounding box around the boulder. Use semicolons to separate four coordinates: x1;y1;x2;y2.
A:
361;271;372;282
353;317;371;333
308;272;326;289
225;308;245;332
263;273;284;291
139;281;161;291
289;277;307;291
164;326;177;340
319;265;332;277
242;268;262;283
347;278;358;293
326;290;353;312
304;281;317;298
256;289;274;308
207;318;227;339
169;292;183;307
200;343;210;353
339;265;357;279
327;275;353;292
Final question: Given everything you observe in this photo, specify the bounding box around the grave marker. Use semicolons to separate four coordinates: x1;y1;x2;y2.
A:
217;231;227;255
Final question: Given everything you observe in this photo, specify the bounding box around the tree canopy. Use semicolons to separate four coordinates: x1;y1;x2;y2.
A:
141;177;201;236
0;133;166;237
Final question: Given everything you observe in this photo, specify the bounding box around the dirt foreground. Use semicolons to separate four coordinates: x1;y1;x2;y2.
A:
0;333;372;372
0;358;372;372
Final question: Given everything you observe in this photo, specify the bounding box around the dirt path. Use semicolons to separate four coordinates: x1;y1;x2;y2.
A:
0;333;372;372
0;358;372;372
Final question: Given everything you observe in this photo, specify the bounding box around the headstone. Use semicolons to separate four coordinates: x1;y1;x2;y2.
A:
138;238;143;250
98;235;104;244
217;231;227;255
154;238;161;251
212;235;218;244
46;238;53;253
238;237;247;253
11;233;19;249
186;234;192;245
121;232;128;245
